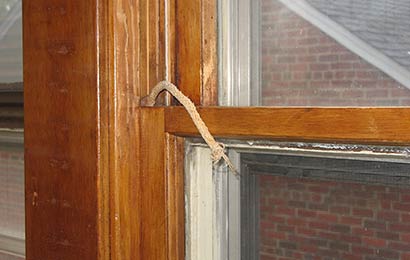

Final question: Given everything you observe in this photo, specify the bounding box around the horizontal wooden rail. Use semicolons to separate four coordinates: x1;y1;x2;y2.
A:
165;107;410;145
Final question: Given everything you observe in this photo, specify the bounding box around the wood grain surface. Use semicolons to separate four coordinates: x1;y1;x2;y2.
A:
175;0;218;105
108;1;167;259
165;107;410;145
166;134;185;259
139;108;167;259
24;1;110;259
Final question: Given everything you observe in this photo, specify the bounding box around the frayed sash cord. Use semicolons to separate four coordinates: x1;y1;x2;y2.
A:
144;81;238;176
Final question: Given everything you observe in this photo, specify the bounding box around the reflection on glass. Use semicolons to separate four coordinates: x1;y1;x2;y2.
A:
0;252;24;260
0;0;19;19
0;141;24;259
0;146;24;239
0;0;24;258
260;0;410;106
241;153;410;259
0;0;21;83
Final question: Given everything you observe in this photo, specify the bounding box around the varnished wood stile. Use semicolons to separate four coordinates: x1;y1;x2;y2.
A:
166;134;185;260
109;1;167;259
139;108;167;259
138;108;186;260
175;0;218;106
24;1;110;259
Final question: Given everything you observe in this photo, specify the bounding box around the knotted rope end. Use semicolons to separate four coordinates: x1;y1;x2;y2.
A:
211;143;240;177
145;81;239;177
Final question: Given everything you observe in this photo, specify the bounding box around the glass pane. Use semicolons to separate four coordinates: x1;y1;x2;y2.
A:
0;132;24;258
220;0;410;106
0;0;24;258
0;252;24;260
0;144;24;239
242;153;410;259
0;0;22;83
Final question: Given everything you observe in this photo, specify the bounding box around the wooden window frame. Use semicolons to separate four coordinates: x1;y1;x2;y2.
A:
23;1;410;260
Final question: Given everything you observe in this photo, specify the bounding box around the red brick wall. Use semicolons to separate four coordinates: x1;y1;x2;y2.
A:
259;175;410;260
261;0;410;106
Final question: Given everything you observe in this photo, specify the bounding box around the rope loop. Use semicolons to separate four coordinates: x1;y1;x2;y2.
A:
144;81;238;176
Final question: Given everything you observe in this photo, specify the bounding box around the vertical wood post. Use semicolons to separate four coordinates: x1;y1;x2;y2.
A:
24;0;110;259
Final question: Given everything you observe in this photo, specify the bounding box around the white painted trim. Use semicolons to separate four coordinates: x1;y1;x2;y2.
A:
185;143;240;260
218;0;234;106
185;141;245;260
218;0;261;106
185;146;222;260
227;150;241;260
278;0;410;90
